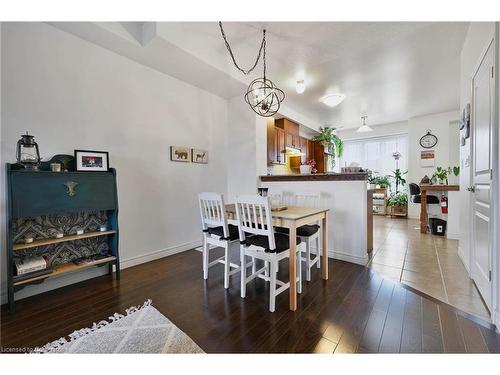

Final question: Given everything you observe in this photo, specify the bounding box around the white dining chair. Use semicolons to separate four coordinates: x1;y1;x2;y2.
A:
235;194;303;312
275;192;322;281
198;192;242;289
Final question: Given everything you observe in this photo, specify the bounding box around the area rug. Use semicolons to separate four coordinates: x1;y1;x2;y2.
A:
33;300;204;353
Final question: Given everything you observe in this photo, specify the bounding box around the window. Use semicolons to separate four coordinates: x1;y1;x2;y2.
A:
340;134;408;189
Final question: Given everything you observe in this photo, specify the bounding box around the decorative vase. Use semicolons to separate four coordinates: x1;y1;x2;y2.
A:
300;165;312;174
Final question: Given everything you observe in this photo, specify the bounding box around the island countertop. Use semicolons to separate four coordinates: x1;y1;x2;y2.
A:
260;172;368;182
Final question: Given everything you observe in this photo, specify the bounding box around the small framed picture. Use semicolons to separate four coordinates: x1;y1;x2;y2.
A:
170;146;190;162
191;148;208;164
74;150;109;172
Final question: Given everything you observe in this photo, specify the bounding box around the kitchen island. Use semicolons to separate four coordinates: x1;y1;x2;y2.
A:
260;172;374;265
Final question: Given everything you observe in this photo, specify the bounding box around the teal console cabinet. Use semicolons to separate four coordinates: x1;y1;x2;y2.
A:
5;163;120;312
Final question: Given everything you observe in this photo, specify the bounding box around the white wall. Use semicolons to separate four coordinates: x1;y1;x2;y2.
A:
407;111;460;219
1;22;229;302
458;23;496;276
226;96;268;201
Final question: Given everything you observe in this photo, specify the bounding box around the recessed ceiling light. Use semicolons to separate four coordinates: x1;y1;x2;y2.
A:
320;93;345;107
295;80;306;94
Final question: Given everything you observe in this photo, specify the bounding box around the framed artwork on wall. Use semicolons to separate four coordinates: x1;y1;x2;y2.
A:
191;149;208;164
170;146;190;162
74;150;109;172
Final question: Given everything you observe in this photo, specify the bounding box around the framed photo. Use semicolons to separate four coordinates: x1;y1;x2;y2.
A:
191;148;208;164
170;146;190;162
74;150;109;172
420;150;435;167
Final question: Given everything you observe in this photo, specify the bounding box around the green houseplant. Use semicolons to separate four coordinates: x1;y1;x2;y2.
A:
312;127;344;159
432;166;460;184
387;191;408;217
373;175;391;190
390;169;408;193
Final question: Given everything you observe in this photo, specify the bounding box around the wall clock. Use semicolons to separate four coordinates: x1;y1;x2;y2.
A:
420;130;438;149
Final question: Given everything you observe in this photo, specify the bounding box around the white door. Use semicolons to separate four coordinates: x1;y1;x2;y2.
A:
470;39;495;310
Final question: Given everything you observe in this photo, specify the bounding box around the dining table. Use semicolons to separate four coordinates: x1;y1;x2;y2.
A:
225;204;329;311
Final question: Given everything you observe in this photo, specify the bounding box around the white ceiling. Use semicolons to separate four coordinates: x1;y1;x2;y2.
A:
50;21;469;130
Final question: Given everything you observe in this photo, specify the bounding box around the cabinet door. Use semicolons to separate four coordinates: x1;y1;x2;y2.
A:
307;140;314;161
10;171;117;218
285;132;294;148
267;121;276;163
277;128;286;164
300;137;308;163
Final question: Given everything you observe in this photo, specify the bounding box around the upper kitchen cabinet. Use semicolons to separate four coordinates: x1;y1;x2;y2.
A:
267;118;286;164
300;137;308;163
276;118;300;149
275;127;286;164
266;119;277;163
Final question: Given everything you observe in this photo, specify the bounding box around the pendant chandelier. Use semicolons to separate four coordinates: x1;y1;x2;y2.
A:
219;22;285;117
356;115;373;133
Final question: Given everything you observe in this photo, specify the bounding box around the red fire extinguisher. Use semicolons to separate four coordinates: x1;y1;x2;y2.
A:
441;194;448;214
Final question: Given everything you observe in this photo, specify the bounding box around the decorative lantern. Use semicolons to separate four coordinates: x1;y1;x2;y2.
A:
16;132;41;170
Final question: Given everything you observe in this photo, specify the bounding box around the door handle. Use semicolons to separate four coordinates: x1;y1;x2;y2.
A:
466;186;476;193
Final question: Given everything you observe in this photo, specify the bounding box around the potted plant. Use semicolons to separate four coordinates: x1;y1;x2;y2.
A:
390;168;408;193
300;159;317;174
432;166;460;185
373;175;391;190
367;170;377;189
312;127;344;168
387;191;408;217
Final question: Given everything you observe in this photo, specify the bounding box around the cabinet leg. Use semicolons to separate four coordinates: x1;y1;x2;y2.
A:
115;261;121;280
8;286;15;313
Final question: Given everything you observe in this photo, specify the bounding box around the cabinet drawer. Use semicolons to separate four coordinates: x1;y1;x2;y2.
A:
10;171;117;218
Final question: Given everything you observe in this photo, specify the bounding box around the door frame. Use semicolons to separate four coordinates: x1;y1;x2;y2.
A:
469;27;499;323
494;23;500;328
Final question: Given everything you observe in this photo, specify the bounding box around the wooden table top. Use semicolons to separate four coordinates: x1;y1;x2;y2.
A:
420;184;460;192
225;204;328;220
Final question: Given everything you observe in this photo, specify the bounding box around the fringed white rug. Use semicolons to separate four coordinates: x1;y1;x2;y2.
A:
33;300;204;353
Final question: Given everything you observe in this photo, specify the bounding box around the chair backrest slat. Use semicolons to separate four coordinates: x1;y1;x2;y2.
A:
235;195;275;250
198;192;229;237
295;192;321;208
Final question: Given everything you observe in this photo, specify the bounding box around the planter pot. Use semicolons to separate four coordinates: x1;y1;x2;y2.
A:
388;205;408;217
300;165;312;174
368;183;377;189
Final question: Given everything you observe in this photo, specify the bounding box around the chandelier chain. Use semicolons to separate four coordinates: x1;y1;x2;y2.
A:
219;22;266;76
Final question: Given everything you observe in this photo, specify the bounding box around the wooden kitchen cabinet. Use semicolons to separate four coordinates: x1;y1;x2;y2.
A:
276;127;286;164
266;120;276;163
300;137;308;163
307;139;314;162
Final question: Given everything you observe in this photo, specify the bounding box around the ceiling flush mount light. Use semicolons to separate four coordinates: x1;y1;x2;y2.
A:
320;93;345;107
356;115;373;133
296;79;306;94
219;22;285;117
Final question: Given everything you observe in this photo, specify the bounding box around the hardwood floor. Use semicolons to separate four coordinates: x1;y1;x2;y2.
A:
1;248;499;353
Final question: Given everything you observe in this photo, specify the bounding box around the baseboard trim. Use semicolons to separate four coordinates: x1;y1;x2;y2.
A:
194;246;368;266
1;239;202;306
458;246;470;273
120;240;201;269
328;250;368;266
493;309;500;331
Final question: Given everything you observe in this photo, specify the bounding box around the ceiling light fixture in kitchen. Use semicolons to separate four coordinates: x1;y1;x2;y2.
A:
320;93;345;107
356;115;373;133
296;80;306;94
219;22;285;117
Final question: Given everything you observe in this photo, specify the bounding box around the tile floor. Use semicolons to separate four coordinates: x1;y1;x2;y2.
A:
368;215;490;320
